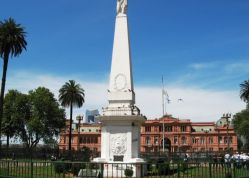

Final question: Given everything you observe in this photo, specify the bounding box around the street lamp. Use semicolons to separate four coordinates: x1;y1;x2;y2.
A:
76;115;83;151
222;113;231;151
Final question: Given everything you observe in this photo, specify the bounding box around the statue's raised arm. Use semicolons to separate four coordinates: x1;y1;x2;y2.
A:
117;0;128;15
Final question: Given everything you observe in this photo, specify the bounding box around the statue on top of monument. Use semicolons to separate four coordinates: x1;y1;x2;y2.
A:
117;0;128;15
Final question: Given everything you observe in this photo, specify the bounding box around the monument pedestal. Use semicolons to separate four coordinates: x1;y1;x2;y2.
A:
93;115;146;177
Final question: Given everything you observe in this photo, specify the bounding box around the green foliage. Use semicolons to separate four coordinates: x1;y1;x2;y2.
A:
2;87;65;149
2;90;29;144
53;160;70;174
240;80;249;103
180;162;188;173
233;106;249;148
0;18;27;58
59;80;85;150
0;17;27;147
124;168;133;178
59;80;85;108
157;163;170;175
80;146;91;162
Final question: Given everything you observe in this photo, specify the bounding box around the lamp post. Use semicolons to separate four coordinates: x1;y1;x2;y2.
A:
76;115;83;151
222;113;231;151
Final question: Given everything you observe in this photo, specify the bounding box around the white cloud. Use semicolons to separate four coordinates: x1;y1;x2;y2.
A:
136;86;245;122
5;71;246;122
224;61;249;73
189;62;217;70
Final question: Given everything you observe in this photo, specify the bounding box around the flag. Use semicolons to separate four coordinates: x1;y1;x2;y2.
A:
162;89;170;103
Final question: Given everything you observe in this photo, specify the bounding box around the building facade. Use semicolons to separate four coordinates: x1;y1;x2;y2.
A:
59;116;238;153
140;116;237;153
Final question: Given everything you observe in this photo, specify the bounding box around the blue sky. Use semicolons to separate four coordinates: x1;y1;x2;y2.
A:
0;0;248;121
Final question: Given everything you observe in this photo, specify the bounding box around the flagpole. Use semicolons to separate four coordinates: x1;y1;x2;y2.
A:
162;76;165;153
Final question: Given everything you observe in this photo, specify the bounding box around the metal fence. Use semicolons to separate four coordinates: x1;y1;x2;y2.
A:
2;147;248;162
0;160;249;178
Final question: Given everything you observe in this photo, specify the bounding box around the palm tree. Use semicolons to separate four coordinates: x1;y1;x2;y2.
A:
0;18;27;148
59;80;85;151
240;80;249;103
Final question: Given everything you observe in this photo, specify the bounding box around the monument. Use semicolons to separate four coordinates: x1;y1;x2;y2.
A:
93;0;146;177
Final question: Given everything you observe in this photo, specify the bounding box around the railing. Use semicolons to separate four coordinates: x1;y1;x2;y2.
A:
0;160;249;178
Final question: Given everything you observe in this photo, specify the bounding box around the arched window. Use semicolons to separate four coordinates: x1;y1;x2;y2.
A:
224;137;228;144
200;137;205;144
146;136;150;145
209;137;213;144
181;136;186;144
218;136;223;144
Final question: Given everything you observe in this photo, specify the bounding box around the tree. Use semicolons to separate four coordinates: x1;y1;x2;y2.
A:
233;105;249;149
240;80;249;103
2;88;65;150
19;87;65;149
0;18;27;147
2;90;28;149
59;80;85;151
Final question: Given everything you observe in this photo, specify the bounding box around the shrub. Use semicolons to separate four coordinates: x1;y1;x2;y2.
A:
158;163;170;175
54;160;70;174
124;168;133;178
71;163;85;176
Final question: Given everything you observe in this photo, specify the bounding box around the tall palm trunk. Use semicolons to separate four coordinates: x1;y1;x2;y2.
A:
0;52;9;150
69;101;73;151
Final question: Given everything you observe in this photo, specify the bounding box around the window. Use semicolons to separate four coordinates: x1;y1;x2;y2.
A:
154;126;158;132
181;137;186;144
165;126;172;132
192;137;195;144
174;136;178;144
154;136;159;145
219;136;223;144
145;126;151;132
200;137;205;144
224;137;228;144
180;126;186;132
209;137;213;144
146;136;151;145
229;137;233;144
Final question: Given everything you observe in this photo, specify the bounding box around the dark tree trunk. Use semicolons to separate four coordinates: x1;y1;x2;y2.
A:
0;52;9;151
69;101;73;151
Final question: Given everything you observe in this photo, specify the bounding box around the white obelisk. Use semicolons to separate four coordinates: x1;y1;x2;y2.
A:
93;0;146;177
